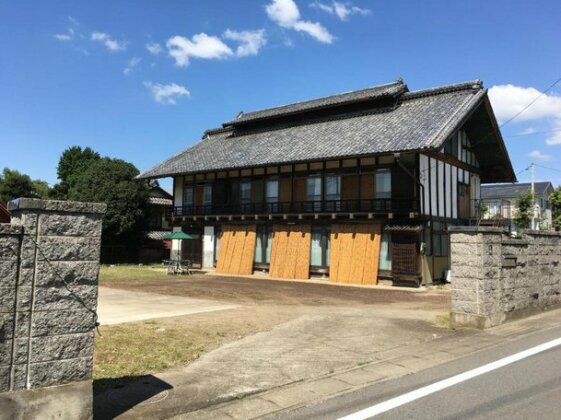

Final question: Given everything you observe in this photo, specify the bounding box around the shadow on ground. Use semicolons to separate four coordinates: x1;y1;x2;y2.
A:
93;375;173;420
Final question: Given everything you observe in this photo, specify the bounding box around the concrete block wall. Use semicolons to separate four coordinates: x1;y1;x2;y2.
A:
0;198;105;418
449;226;561;329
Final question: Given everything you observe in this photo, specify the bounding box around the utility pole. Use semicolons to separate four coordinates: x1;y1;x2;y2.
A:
530;162;535;230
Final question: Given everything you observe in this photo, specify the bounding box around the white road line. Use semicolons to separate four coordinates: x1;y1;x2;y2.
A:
339;336;561;420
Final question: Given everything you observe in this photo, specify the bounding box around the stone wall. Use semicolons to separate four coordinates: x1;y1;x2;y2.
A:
449;226;561;329
0;198;105;419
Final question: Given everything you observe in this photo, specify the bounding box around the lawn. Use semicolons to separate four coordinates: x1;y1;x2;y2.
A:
98;264;190;283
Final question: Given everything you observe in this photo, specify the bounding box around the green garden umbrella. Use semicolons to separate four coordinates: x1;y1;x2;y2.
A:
160;231;199;240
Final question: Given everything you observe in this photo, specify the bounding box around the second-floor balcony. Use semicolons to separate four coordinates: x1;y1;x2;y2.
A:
173;198;419;218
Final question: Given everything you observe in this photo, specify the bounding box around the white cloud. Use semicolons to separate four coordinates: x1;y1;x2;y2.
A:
123;57;141;75
519;127;537;135
91;32;126;51
223;29;267;57
166;33;233;67
266;0;334;44
54;27;74;41
489;84;561;147
144;81;190;105
546;120;561;145
310;1;371;21
488;84;561;122
146;42;163;56
529;150;551;161
68;16;80;26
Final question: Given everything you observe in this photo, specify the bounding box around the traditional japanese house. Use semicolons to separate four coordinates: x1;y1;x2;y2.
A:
138;79;516;285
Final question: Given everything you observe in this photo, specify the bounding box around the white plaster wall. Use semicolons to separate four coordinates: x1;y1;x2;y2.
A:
202;226;215;268
171;226;182;260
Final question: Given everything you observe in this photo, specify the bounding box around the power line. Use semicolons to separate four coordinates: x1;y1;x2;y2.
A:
469;76;561;150
498;76;561;129
534;163;561;174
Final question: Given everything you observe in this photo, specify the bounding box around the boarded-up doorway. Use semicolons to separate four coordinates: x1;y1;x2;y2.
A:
216;225;257;275
269;224;312;279
329;224;382;285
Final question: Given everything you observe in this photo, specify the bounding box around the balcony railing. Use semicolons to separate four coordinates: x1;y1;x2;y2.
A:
173;198;418;217
473;199;512;220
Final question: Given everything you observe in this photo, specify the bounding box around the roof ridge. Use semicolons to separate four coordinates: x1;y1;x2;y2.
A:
402;80;483;100
230;104;399;137
225;79;406;125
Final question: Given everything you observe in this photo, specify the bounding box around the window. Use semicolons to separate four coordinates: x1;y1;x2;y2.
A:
485;200;501;218
240;181;251;203
183;185;194;214
203;184;212;206
310;225;330;268
307;176;322;212
432;222;449;257
375;169;391;199
254;225;272;264
379;231;392;271
307;176;322;200
266;179;278;203
325;175;341;201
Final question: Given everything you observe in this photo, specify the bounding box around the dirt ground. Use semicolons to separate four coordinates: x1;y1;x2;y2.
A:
101;272;450;307
95;272;450;395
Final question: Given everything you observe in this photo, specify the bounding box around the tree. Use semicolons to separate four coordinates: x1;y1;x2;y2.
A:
512;190;534;230
52;146;101;199
551;186;561;231
0;168;50;204
68;158;149;243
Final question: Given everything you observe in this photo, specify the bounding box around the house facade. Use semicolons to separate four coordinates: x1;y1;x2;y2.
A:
139;185;174;263
138;79;515;285
480;181;554;230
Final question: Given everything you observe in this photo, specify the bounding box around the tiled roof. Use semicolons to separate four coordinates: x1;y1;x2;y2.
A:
148;196;173;206
225;80;407;125
146;230;172;240
481;182;554;199
138;80;492;179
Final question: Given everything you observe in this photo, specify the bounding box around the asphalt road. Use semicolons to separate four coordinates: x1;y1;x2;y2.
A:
270;324;561;420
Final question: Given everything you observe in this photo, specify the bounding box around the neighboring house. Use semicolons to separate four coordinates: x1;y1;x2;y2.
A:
480;182;554;230
138;79;515;285
0;204;10;223
139;185;173;263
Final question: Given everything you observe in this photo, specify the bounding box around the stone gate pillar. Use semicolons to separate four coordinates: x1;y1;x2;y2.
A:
0;198;106;419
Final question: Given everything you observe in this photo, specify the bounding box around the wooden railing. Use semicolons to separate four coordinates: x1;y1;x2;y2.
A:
173;198;418;217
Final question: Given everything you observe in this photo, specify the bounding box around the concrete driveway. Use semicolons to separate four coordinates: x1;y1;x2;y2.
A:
97;287;238;325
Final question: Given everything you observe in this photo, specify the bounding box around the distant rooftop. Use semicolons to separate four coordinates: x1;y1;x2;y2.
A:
481;182;554;199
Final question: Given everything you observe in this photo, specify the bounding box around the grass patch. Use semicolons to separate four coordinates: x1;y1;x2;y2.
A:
434;313;450;329
99;264;188;283
94;320;209;394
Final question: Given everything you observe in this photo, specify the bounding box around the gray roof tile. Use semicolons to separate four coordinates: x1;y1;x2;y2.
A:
138;80;489;179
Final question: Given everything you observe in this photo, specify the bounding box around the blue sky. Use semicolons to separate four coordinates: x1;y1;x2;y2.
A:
1;0;561;189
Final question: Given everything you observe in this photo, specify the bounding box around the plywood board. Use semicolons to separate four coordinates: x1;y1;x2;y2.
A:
294;225;311;279
329;224;381;285
269;224;311;279
362;224;381;285
216;225;257;275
